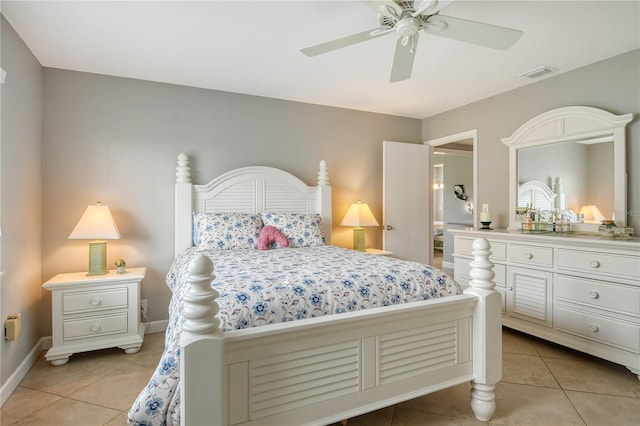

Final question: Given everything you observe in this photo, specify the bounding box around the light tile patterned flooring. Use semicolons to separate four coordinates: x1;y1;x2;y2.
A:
2;327;639;425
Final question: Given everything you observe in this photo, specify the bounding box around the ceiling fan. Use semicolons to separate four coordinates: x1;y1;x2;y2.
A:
301;0;523;82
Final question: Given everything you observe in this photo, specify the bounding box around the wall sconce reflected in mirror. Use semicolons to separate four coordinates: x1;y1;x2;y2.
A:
453;184;468;201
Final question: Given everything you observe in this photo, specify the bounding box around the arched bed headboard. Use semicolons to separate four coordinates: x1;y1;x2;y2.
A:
518;180;556;211
174;153;332;256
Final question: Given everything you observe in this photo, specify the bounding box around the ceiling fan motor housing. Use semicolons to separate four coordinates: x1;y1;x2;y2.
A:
395;17;421;36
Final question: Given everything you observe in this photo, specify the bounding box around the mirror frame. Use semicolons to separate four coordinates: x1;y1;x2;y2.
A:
502;106;633;231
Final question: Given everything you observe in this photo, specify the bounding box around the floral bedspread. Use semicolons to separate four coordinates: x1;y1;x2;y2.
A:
128;246;462;425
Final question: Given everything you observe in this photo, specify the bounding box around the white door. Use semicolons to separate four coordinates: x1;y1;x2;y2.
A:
383;141;431;264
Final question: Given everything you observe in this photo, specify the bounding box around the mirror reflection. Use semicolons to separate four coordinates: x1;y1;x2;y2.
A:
517;140;614;222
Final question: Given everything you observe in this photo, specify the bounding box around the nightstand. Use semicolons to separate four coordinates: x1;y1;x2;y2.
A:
43;267;146;366
365;248;393;256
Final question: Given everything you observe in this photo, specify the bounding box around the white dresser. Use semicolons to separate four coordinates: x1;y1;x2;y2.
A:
451;229;640;378
43;267;146;365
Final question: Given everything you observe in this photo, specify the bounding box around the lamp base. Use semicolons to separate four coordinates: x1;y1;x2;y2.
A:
353;228;366;252
87;240;108;275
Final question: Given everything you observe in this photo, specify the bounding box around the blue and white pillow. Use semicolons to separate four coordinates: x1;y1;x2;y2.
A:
193;212;262;250
261;212;325;247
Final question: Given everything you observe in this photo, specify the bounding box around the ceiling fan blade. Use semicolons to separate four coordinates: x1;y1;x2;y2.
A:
390;34;419;82
412;0;455;17
362;1;402;17
424;14;522;50
301;27;392;57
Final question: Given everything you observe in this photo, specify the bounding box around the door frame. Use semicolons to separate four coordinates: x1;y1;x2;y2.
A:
425;129;478;269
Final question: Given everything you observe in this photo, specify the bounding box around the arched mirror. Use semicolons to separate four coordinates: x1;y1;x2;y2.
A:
502;106;633;231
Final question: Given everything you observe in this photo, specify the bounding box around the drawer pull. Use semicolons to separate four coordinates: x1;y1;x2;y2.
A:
588;291;599;299
589;324;599;333
90;297;101;306
525;252;533;259
590;260;600;268
90;324;101;332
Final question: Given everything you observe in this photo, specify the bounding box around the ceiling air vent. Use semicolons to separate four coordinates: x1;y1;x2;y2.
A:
519;65;554;79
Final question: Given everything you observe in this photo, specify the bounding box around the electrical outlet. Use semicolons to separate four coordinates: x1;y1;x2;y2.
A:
5;313;22;341
140;299;149;323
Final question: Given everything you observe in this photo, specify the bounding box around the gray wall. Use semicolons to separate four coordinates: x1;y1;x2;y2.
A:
422;49;640;231
41;69;422;324
0;16;43;390
441;153;474;265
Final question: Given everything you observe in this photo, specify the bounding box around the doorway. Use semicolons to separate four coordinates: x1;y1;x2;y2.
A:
426;130;477;273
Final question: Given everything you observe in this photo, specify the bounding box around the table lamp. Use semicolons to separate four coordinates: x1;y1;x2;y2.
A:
69;202;121;275
340;200;379;251
579;204;605;224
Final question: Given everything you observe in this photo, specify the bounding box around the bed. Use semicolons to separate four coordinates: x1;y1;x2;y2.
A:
128;154;501;425
518;179;577;222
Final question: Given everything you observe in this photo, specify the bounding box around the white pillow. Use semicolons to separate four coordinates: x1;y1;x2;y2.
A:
193;212;261;250
260;212;325;247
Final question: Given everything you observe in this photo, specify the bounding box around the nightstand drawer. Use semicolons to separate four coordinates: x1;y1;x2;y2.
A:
555;307;640;353
508;244;553;268
63;288;128;314
556;275;640;315
557;249;640;280
63;313;128;341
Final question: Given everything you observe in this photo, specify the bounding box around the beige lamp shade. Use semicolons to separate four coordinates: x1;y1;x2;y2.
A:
340;201;379;228
69;202;120;276
579;204;605;224
341;201;379;252
69;202;121;240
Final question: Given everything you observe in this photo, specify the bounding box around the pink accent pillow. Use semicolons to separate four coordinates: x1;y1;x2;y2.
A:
258;225;290;250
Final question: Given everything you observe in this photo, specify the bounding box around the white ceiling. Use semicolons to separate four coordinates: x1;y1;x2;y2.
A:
2;1;639;118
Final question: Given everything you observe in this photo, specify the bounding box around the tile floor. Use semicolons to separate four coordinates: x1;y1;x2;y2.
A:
2;327;639;425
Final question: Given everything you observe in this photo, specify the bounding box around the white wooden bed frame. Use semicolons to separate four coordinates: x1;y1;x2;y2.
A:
518;178;566;211
174;153;501;425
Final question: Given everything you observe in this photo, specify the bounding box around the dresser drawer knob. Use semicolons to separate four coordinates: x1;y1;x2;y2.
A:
590;260;600;268
589;324;599;333
588;291;599;299
525;252;533;259
90;297;101;306
90;324;101;332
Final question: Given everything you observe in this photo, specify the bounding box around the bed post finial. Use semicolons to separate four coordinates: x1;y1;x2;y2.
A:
318;160;329;186
465;237;501;422
468;237;495;291
176;153;192;183
182;254;220;334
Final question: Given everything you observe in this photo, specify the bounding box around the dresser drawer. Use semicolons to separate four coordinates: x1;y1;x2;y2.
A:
556;275;640;315
63;313;128;341
455;237;506;261
508;244;553;268
557;249;640;281
555;307;640;353
63;288;128;315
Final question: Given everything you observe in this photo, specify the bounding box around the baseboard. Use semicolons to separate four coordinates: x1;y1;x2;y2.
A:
0;336;50;407
1;320;168;407
144;319;168;335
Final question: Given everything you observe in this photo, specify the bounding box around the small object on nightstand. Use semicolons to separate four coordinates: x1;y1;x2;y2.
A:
115;258;127;273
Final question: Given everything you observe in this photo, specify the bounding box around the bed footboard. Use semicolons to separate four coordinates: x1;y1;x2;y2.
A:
180;237;500;425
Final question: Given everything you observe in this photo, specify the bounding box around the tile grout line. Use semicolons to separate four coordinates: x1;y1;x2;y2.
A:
537;355;587;426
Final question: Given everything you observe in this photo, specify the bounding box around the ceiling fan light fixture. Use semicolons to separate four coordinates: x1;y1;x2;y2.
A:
519;65;554;79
